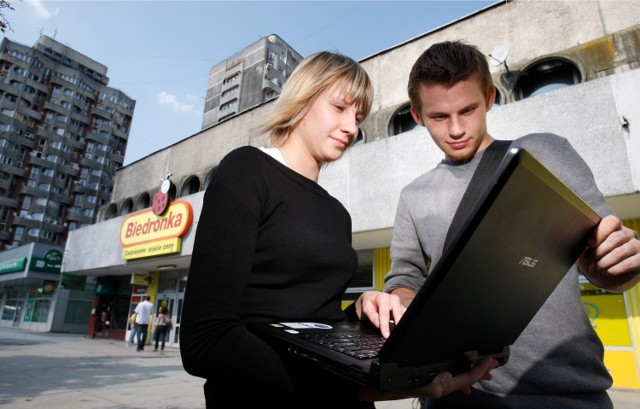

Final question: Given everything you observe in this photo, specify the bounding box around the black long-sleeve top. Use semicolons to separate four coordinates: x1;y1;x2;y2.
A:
180;146;369;408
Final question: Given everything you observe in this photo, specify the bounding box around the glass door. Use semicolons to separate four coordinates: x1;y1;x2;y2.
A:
168;293;183;348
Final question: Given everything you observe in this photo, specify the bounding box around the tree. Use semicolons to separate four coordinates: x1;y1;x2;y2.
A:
1;0;14;33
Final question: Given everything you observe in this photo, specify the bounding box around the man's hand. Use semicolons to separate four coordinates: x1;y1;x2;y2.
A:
358;356;498;401
578;215;640;292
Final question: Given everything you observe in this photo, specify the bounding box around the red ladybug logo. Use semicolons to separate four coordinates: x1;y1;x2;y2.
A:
152;190;169;216
153;177;174;216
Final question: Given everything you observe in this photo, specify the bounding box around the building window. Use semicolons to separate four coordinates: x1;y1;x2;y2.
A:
204;167;218;191
223;72;240;85
389;104;418;136
135;193;150;210
494;88;502;107
220;99;238;112
352;129;365;147
21;196;32;211
346;250;375;293
221;86;239;99
14;226;24;242
515;58;581;100
120;198;133;215
181;176;201;197
264;90;277;101
105;204;118;220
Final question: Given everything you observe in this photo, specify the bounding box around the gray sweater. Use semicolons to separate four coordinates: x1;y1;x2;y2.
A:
384;133;613;408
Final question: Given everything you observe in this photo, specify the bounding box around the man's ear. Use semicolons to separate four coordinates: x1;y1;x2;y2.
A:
486;86;497;112
410;105;424;126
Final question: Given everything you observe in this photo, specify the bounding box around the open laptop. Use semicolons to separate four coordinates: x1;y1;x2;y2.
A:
249;147;602;391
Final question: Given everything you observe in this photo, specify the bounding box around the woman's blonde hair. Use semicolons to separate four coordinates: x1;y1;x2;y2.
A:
261;51;373;147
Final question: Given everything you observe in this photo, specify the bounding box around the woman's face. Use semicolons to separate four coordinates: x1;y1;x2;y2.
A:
291;81;365;164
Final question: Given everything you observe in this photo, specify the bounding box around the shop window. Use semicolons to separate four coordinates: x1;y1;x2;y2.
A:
347;250;375;293
389;104;418;136
515;58;581;100
25;299;51;323
2;299;19;320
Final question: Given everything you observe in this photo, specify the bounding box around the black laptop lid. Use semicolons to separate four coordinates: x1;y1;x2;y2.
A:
378;148;601;368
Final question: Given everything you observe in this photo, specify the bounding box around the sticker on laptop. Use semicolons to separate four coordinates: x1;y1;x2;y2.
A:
278;322;334;330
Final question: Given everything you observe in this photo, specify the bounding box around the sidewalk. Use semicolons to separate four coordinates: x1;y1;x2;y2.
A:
0;327;204;409
0;327;638;409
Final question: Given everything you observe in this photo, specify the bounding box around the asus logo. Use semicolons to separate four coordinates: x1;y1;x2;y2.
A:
519;257;539;267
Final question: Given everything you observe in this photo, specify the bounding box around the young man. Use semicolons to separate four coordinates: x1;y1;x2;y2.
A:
364;41;640;408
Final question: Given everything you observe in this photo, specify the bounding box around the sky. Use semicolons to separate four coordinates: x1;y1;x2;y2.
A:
1;0;497;165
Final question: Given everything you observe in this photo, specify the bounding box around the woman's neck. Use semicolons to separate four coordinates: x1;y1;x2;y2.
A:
278;143;322;182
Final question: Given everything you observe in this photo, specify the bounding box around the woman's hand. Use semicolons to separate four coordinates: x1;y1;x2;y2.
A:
355;291;407;338
358;356;498;401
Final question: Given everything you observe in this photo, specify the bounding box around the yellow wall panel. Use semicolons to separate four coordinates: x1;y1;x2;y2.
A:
605;349;640;389
582;293;632;346
374;247;391;290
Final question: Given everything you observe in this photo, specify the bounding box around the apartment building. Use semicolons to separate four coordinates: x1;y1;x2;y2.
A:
0;35;134;332
201;34;303;128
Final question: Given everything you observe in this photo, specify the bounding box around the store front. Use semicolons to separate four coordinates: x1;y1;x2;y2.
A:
87;275;133;339
0;243;93;333
122;269;187;348
581;280;640;389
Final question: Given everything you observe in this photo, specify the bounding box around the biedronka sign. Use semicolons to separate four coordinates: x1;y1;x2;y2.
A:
119;199;193;261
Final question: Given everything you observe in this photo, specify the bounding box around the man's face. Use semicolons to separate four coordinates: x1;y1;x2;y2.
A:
411;77;495;162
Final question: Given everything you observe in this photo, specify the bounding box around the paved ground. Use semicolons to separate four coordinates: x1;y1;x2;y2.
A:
0;327;638;409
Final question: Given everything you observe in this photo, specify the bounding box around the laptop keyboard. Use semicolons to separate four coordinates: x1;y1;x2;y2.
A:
302;333;386;360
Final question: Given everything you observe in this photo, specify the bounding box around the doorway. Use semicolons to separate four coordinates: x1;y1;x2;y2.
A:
156;292;183;348
154;268;187;348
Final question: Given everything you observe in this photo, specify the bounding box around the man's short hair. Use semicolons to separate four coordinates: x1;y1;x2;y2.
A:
408;40;494;112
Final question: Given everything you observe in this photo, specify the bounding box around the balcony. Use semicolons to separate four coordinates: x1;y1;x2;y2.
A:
43;220;66;234
11;215;41;229
0;195;19;208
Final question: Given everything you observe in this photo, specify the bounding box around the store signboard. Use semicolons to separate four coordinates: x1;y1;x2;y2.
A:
131;273;153;286
30;249;63;273
0;257;26;274
120;200;192;260
42;280;56;296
